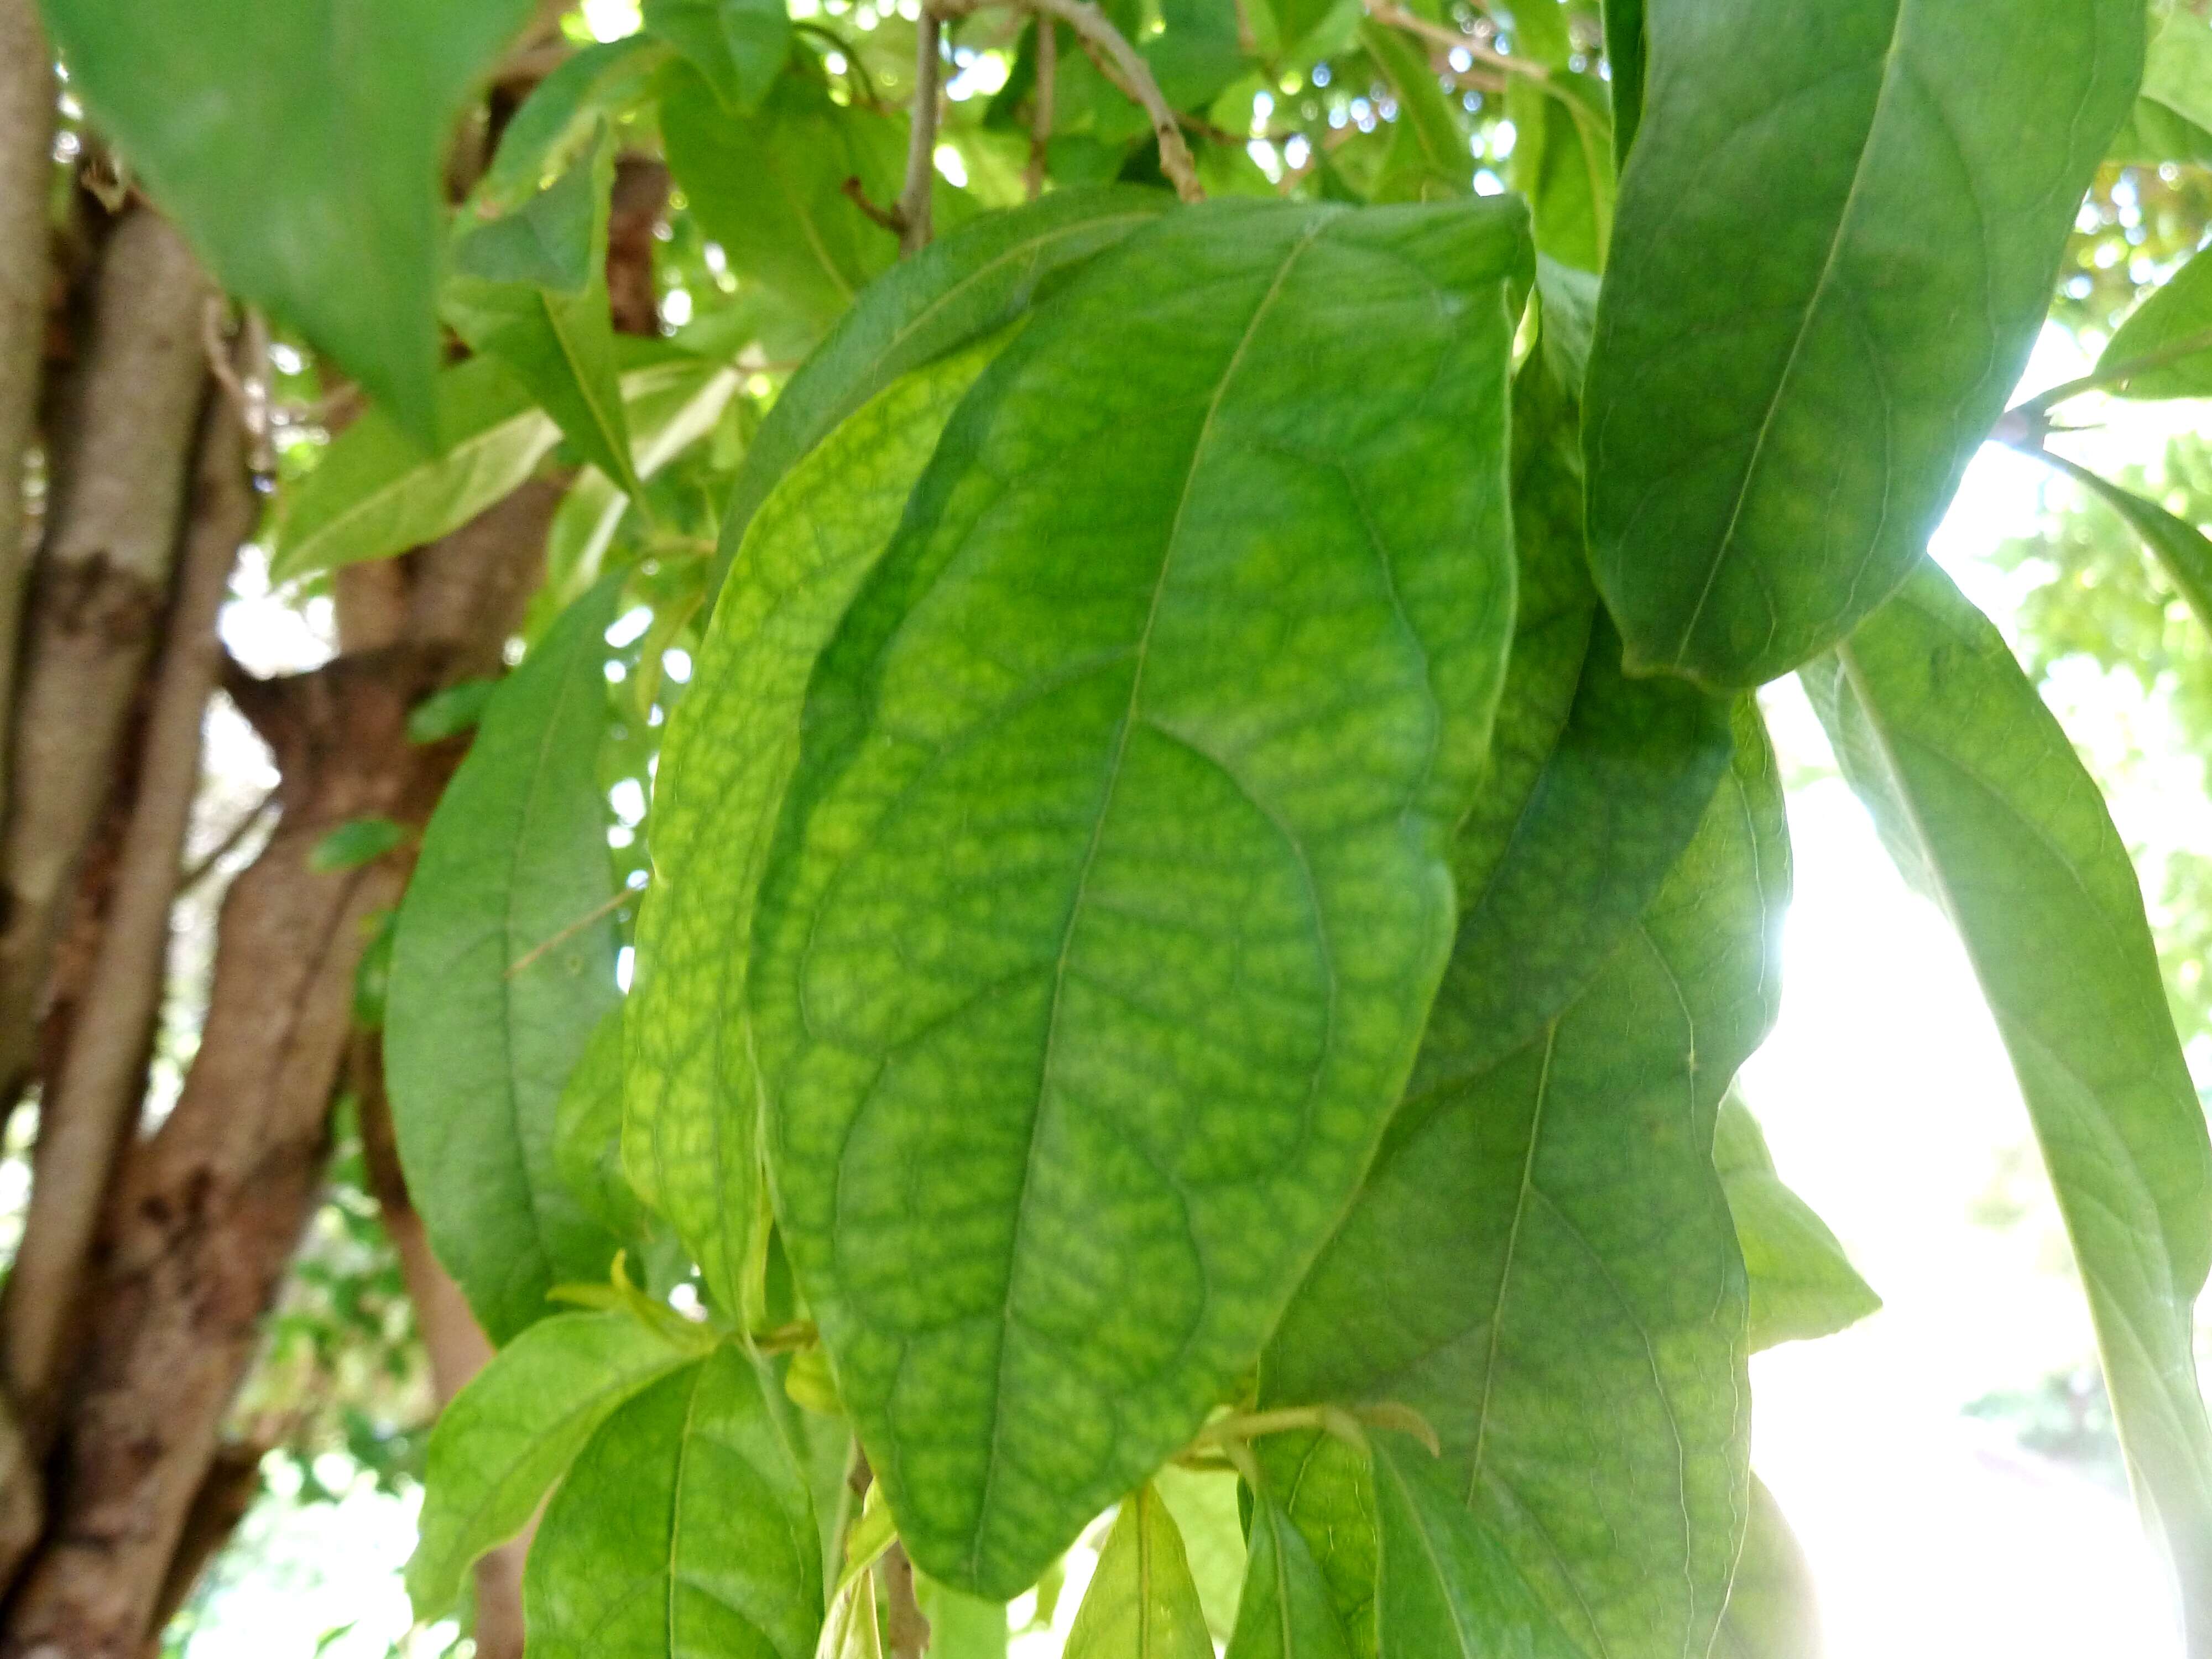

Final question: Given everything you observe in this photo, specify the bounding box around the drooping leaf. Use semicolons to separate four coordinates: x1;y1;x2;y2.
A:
1802;559;2212;1632
1265;707;1789;1658
407;1309;703;1620
1260;1433;1379;1659
1715;1089;1880;1350
712;185;1167;590
624;346;998;1325
1600;0;1645;164
524;1346;824;1659
2036;452;2212;637
2094;247;2212;400
554;1005;650;1242
1583;0;2145;687
41;0;535;443
1227;1488;1354;1659
1155;1465;1248;1642
1714;1477;1823;1659
748;198;1532;1594
1368;1435;1582;1659
477;34;672;214
1065;1485;1214;1659
1507;74;1613;273
388;575;627;1344
645;0;793;115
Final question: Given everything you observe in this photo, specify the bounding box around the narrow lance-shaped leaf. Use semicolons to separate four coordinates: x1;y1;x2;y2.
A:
554;1005;651;1242
41;0;535;442
388;575;627;1344
1227;1486;1355;1659
1716;1088;1880;1350
2093;246;2212;399
624;345;999;1324
1265;706;1790;1659
2036;450;2212;637
1583;0;2144;687
407;1310;704;1619
524;1345;825;1659
1802;559;2212;1637
1064;1485;1214;1659
1155;1465;1248;1642
1714;1476;1824;1659
748;197;1532;1594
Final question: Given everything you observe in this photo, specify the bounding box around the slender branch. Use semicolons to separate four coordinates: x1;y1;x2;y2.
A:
2013;324;2212;417
881;1543;931;1659
504;884;635;979
898;9;944;254
1025;17;1057;201
1364;0;1546;80
841;175;907;236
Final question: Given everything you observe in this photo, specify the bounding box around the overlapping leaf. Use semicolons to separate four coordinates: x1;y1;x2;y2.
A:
1715;1089;1879;1350
747;199;1531;1594
1714;1477;1823;1658
1065;1486;1213;1659
2037;451;2212;636
2095;247;2212;399
1228;1486;1355;1659
1584;0;2144;686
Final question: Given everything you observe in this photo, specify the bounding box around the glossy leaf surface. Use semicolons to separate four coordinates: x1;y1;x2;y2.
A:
1584;0;2143;686
749;198;1531;1594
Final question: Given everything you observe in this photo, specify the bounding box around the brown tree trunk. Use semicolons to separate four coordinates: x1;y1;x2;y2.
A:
0;0;53;805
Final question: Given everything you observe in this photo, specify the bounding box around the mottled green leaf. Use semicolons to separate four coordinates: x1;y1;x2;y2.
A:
1368;1435;1581;1659
1155;1465;1247;1642
388;576;627;1344
1227;1488;1354;1659
41;0;534;442
477;35;671;214
1584;0;2144;687
624;347;996;1324
524;1346;824;1659
749;199;1530;1594
712;185;1166;590
554;1005;650;1242
1065;1486;1214;1659
1714;1477;1823;1659
408;1310;701;1619
2038;453;2212;637
646;0;792;114
1802;559;2212;1631
1716;1089;1879;1350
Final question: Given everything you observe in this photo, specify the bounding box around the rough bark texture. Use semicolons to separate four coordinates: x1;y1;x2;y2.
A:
0;0;53;805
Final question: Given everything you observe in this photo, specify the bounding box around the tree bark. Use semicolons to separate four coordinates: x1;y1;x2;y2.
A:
0;0;53;808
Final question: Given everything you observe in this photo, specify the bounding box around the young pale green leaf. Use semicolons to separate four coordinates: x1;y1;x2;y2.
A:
821;1562;884;1659
42;0;534;444
645;0;792;114
1802;559;2212;1634
1368;1436;1582;1659
1584;0;2143;687
554;1005;650;1241
1716;1089;1879;1350
916;1577;1013;1659
1714;1477;1823;1659
388;576;627;1344
1155;1465;1248;1642
1507;75;1613;274
2132;14;2212;164
407;1310;702;1620
1227;1488;1355;1659
524;1345;824;1659
624;346;997;1324
1256;1433;1379;1659
749;198;1531;1595
1265;708;1789;1659
712;185;1166;587
2037;452;2212;638
477;35;672;214
2095;248;2212;400
1065;1486;1214;1659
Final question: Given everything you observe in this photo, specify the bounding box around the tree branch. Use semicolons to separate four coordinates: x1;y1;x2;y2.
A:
898;9;945;254
0;0;54;828
1364;0;1546;79
1026;18;1056;200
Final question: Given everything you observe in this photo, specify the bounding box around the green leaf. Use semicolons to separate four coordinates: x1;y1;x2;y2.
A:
645;0;793;114
2037;453;2212;638
916;1577;1013;1659
406;678;499;745
1714;1477;1823;1659
1368;1435;1582;1659
710;185;1166;594
1145;0;1253;112
1507;75;1612;274
1363;22;1470;202
1802;559;2212;1631
477;35;672;215
41;0;534;444
1716;1089;1880;1350
1260;1434;1378;1659
1065;1485;1214;1659
387;576;627;1344
272;356;556;585
749;199;1532;1594
524;1346;824;1659
821;1561;884;1659
554;1005;650;1242
406;1309;701;1620
1155;1465;1248;1642
1228;1488;1354;1659
624;346;998;1325
1601;0;1645;165
2137;13;2212;158
307;815;404;874
447;139;644;497
1583;0;2145;688
2095;248;2212;400
1265;708;1789;1658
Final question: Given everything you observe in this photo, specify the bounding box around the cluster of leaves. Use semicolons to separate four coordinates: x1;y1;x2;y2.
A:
39;0;2212;1652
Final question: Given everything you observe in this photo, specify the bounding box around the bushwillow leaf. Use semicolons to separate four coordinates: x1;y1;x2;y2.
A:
1507;74;1613;273
1265;708;1789;1659
2095;248;2212;400
477;35;671;214
2037;452;2212;635
916;1578;1013;1659
408;1310;702;1619
1714;1477;1822;1659
1228;1488;1355;1659
713;185;1167;589
1583;0;2144;687
647;0;794;114
1601;0;1646;165
1716;1089;1879;1350
41;0;534;443
624;347;998;1323
524;1346;824;1659
1802;559;2212;1633
1065;1485;1214;1659
388;576;627;1344
1155;1465;1248;1642
1369;1436;1582;1659
1262;1433;1379;1659
554;1005;649;1242
749;198;1531;1594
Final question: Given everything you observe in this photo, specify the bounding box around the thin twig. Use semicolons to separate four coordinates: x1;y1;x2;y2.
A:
1365;0;1546;79
2015;323;2212;417
841;175;907;236
898;9;944;254
504;885;635;979
1025;17;1057;200
178;789;279;895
